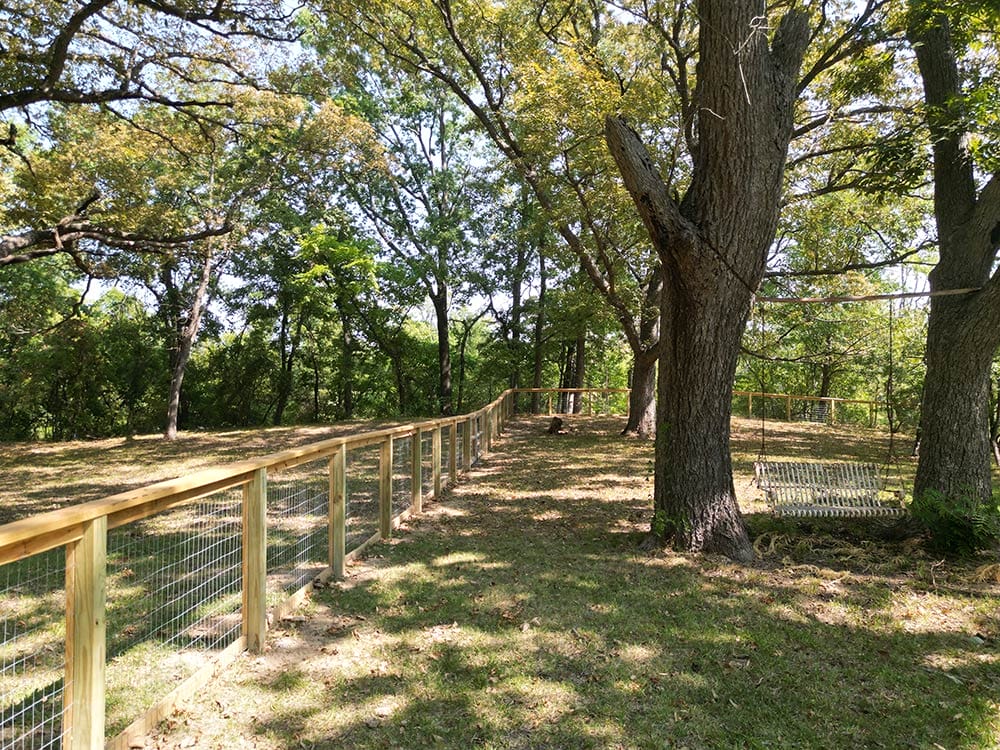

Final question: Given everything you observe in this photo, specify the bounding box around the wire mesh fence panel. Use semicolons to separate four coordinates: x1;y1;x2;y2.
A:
441;430;452;489
392;436;412;519
471;416;482;466
455;422;464;470
266;458;329;600
834;402;876;428
0;548;66;750
421;432;434;500
105;488;243;736
746;395;795;422
346;445;379;553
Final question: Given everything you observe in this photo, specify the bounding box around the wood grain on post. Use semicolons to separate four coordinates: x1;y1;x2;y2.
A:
242;469;267;654
411;430;422;514
379;437;393;538
329;444;346;580
432;426;442;499
65;515;107;750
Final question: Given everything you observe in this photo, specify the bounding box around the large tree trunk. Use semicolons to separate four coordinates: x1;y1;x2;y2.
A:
916;305;995;498
623;350;656;436
606;2;809;561
656;273;752;557
909;9;1000;504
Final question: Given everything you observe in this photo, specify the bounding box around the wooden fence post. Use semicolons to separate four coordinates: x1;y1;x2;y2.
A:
65;516;107;750
329;444;346;580
786;395;792;421
380;437;393;538
412;430;422;513
748;393;753;417
464;416;473;471
547;393;552;415
449;422;458;485
485;409;493;454
242;468;267;655
432;426;442;499
830;399;837;425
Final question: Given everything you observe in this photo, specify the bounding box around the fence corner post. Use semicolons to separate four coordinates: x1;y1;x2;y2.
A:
242;467;267;654
329;444;346;580
65;515;107;750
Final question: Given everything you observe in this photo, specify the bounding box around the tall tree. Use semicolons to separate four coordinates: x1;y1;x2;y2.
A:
315;0;662;435
335;78;482;415
0;0;291;266
606;1;811;560
907;2;1000;504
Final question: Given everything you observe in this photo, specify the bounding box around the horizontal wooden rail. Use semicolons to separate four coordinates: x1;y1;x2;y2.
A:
732;390;876;407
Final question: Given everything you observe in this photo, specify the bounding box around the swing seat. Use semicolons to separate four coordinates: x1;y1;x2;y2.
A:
754;460;906;518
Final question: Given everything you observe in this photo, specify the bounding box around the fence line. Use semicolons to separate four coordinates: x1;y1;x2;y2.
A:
0;385;873;748
0;391;525;750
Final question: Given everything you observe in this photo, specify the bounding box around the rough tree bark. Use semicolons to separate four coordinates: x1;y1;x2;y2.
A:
606;1;810;561
909;9;1000;503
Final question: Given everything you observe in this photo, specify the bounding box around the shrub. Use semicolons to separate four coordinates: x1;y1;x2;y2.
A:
911;488;1000;556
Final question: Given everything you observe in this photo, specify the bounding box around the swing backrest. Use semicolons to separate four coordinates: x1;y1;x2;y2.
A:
754;460;906;518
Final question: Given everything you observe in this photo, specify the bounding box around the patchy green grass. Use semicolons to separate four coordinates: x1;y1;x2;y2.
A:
128;416;999;750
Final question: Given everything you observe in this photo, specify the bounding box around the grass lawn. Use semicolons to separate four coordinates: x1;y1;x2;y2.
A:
84;415;998;750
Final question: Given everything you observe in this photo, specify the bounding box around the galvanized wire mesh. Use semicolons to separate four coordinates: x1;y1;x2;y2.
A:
345;445;379;552
455;422;465;470
441;428;452;489
421;431;434;500
471;416;482;465
0;548;66;750
266;458;329;597
392;435;413;519
105;489;243;735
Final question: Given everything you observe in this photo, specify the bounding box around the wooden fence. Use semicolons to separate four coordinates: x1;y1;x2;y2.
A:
0;385;874;749
0;392;529;750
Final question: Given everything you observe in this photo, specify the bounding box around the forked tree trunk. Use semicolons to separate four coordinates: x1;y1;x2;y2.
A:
607;1;809;561
909;8;1000;505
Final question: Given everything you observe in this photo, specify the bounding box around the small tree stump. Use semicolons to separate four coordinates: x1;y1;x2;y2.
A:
546;417;564;434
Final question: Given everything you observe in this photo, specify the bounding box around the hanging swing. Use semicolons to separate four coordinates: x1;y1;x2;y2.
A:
750;294;907;519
